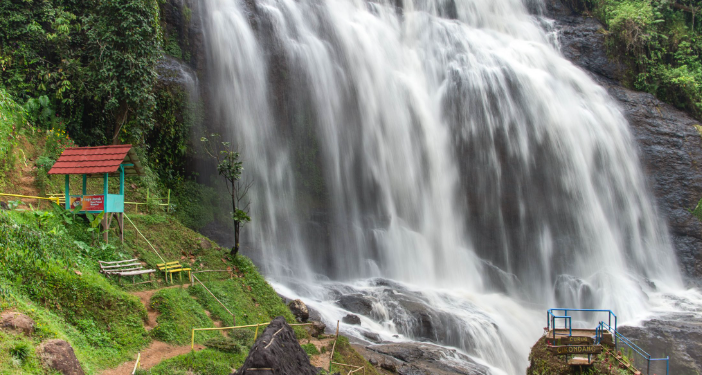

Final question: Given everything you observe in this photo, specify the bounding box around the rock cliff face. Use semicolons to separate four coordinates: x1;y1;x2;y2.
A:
545;0;702;284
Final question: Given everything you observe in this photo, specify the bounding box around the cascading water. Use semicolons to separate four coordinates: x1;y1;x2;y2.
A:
202;0;689;373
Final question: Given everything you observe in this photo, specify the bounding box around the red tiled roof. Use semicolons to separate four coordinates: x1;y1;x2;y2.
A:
48;145;144;176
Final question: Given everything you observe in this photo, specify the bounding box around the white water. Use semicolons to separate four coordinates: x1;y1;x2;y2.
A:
202;0;691;373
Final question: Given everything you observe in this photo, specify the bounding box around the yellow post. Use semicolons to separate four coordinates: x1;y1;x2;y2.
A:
191;329;195;350
254;323;260;341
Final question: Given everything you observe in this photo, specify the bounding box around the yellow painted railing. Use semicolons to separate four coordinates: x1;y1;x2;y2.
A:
0;193;60;208
190;322;315;350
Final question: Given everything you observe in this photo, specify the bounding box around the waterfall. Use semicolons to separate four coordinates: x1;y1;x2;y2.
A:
202;0;685;372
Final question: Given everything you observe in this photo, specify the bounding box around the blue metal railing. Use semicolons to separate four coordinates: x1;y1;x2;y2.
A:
546;308;617;343
597;321;669;375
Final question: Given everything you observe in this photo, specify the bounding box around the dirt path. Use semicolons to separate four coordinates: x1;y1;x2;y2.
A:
130;284;190;330
99;285;200;375
99;341;205;375
307;336;335;369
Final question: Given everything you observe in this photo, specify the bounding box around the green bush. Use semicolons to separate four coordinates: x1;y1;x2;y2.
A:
583;0;702;119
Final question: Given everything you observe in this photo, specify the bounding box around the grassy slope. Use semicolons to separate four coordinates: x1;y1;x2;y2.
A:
0;120;378;375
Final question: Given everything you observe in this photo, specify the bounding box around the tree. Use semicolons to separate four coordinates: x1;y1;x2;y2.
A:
201;135;252;257
84;0;161;145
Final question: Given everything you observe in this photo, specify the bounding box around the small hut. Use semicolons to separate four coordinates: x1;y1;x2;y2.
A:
48;145;144;242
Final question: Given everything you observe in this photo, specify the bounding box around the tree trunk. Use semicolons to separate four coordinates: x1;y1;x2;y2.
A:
231;222;240;257
231;181;239;257
112;101;129;145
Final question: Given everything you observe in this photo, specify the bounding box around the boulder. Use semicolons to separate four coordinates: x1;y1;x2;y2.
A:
355;342;489;375
288;299;309;322
337;294;375;316
37;339;84;375
361;330;381;343
233;316;319;375
305;321;326;338
1;311;35;336
342;314;361;325
198;238;213;250
618;314;702;375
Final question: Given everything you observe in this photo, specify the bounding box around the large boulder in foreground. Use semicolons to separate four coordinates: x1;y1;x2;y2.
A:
233;316;319;375
1;311;35;336
37;339;84;375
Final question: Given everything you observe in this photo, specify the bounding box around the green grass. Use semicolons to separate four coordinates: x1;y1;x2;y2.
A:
142;348;246;375
329;335;380;375
301;342;320;357
149;287;218;345
0;210;150;373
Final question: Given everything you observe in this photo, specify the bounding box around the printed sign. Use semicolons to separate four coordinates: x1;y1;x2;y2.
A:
70;195;104;211
546;336;595;346
549;345;602;355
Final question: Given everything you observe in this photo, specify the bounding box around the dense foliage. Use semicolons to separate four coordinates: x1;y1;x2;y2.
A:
574;0;702;119
0;0;161;145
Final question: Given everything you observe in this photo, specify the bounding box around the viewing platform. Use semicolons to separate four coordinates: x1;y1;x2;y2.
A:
540;308;669;374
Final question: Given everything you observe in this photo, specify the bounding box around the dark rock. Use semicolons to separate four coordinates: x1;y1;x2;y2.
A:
354;342;489;375
37;339;84;375
361;330;381;343
618;314;702;375
0;311;35;336
544;0;625;82
233;316;319;375
337;293;375;316
288;299;309;322
306;321;326;338
546;0;702;283
342;314;361;325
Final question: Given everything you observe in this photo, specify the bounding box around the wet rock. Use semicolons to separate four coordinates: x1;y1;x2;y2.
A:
37;339;85;375
354;342;489;375
342;314;361;325
361;330;381;343
618;314;702;375
546;0;702;284
337;293;375;316
233;316;319;375
1;311;35;336
544;0;625;82
288;299;309;322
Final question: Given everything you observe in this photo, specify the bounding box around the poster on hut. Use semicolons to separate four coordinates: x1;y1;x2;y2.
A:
70;195;104;211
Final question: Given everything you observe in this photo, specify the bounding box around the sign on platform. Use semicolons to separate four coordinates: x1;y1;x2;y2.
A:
70;195;104;211
547;336;595;345
549;345;602;355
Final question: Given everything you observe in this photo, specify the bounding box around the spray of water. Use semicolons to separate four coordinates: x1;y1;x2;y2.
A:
202;0;687;372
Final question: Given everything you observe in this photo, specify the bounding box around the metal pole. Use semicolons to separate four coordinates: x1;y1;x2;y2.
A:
65;175;70;209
